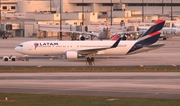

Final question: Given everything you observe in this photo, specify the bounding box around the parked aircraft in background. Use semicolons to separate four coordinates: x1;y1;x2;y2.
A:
172;23;180;28
14;19;165;63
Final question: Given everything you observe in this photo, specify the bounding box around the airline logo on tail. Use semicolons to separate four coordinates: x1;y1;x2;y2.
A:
111;34;118;40
140;19;165;37
127;19;165;54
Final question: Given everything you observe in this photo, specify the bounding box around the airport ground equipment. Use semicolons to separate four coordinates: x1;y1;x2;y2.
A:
3;55;16;61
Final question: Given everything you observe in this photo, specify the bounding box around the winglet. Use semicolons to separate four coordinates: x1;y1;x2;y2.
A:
110;37;121;48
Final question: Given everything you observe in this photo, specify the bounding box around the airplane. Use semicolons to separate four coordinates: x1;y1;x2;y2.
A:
137;26;180;40
14;19;165;63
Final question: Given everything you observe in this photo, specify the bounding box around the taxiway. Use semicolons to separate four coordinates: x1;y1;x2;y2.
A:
0;72;180;99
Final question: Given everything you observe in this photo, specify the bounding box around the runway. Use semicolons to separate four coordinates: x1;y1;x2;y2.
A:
0;72;180;99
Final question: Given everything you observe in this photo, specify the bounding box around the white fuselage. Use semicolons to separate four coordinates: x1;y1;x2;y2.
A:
15;40;135;56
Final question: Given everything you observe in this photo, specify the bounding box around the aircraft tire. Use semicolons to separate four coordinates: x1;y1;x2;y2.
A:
11;58;16;61
4;58;8;61
26;57;29;61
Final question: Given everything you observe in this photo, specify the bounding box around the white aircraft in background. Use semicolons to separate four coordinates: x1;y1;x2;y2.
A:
14;19;165;62
89;26;112;40
137;26;180;40
172;23;180;28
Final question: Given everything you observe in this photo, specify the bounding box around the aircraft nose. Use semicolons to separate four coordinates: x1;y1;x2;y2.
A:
14;47;18;52
14;46;20;53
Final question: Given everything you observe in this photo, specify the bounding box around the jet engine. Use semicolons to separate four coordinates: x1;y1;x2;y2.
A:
79;34;86;40
65;51;78;59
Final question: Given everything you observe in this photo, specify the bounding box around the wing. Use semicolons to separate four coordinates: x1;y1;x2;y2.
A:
78;37;121;55
112;31;141;36
59;30;99;38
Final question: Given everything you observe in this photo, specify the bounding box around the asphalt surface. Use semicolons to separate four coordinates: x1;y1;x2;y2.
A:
0;72;180;99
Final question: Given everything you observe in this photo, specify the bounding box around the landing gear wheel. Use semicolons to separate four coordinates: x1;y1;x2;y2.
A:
4;58;8;61
25;57;29;61
11;58;16;61
86;57;95;66
163;37;167;40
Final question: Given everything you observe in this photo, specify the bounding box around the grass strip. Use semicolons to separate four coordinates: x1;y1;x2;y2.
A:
0;93;180;106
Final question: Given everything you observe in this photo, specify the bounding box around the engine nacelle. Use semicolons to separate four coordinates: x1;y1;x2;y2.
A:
65;51;78;59
3;56;16;61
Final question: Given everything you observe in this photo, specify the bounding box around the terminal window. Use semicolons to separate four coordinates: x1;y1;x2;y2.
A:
11;6;16;9
76;3;89;6
102;3;113;6
3;6;7;10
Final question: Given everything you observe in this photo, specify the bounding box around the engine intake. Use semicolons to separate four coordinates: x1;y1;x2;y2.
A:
66;51;78;59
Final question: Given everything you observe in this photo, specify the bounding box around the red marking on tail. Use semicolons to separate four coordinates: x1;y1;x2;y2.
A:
155;19;165;24
149;32;161;37
112;34;118;40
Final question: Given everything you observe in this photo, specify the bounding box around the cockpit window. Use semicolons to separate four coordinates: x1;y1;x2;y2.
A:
18;45;23;47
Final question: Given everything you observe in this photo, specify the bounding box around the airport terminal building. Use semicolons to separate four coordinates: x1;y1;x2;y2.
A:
1;0;180;15
1;0;180;37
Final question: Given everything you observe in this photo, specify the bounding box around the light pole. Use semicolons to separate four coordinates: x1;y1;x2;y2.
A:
111;0;113;26
59;0;62;40
82;0;84;26
50;0;51;12
0;0;1;32
142;0;144;22
171;0;173;20
162;0;164;14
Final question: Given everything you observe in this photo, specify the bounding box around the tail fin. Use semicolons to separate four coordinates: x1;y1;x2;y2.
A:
141;19;165;37
138;19;165;42
111;34;118;40
127;32;161;54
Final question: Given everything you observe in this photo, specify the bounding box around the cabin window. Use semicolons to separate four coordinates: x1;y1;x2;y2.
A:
18;45;23;47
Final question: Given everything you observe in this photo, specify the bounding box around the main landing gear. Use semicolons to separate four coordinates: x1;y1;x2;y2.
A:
86;55;95;66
